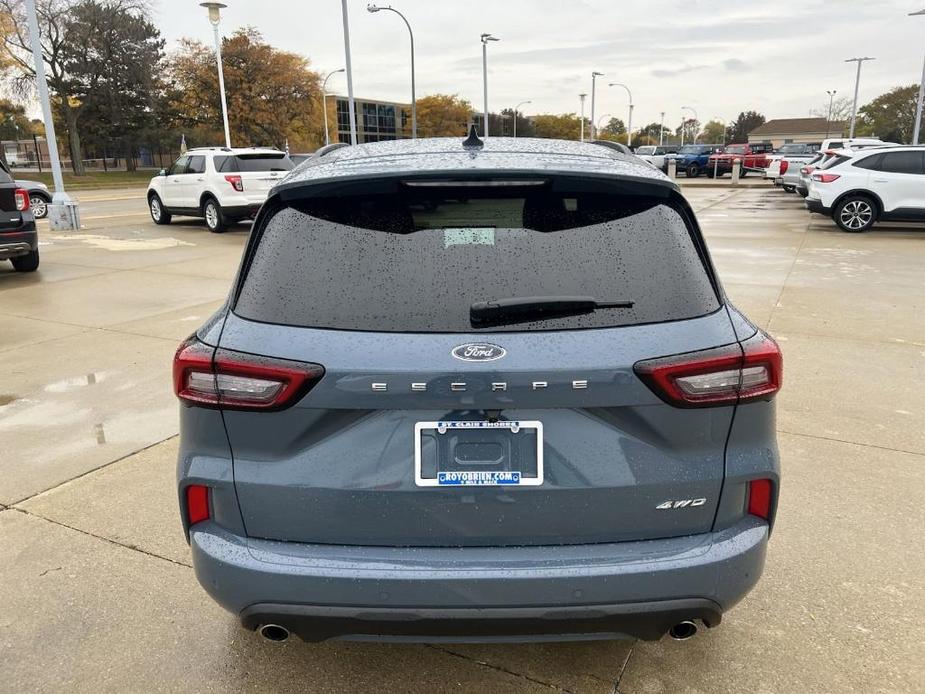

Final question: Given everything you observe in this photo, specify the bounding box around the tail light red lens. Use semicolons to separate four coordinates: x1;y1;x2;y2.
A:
812;173;840;183
747;478;773;520
779;160;789;175
634;331;782;408
173;336;324;410
14;188;29;211
185;484;210;525
224;174;244;192
800;166;813;175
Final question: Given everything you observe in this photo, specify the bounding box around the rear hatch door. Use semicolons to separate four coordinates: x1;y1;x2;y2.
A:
220;174;738;547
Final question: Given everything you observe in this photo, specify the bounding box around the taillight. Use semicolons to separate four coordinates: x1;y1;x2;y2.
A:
812;173;840;183
224;174;244;192
634;331;782;408
800;166;814;175
747;479;773;520
185;484;210;525
779;160;789;175
14;188;29;211
172;335;324;410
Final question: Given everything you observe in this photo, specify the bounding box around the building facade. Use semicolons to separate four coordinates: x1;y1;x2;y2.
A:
748;118;847;148
335;96;412;144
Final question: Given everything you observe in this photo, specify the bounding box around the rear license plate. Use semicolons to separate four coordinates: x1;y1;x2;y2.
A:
414;420;543;487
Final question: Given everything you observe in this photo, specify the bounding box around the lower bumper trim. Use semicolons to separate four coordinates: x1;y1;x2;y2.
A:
240;598;723;643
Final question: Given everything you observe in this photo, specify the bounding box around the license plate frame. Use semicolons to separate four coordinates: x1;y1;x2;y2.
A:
414;420;544;487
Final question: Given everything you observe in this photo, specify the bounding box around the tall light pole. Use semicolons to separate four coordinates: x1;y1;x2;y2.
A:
24;0;77;228
681;105;698;143
341;0;358;145
845;57;875;138
322;68;345;146
480;33;499;136
513;100;531;138
200;3;231;148
579;93;587;141
825;89;837;138
910;10;925;144
608;82;633;147
597;114;612;135
590;71;603;139
659;111;665;146
367;4;416;138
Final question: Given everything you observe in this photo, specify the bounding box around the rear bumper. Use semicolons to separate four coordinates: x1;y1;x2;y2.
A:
805;198;829;215
0;227;38;259
190;517;768;642
221;203;262;219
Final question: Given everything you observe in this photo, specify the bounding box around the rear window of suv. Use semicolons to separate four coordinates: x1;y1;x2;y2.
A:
215;153;293;173
234;179;720;333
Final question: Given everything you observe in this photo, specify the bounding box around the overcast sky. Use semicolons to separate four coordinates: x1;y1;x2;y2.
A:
154;0;925;129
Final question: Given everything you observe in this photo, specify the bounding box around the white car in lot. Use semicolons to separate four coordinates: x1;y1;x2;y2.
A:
805;146;925;232
633;145;678;170
146;147;293;232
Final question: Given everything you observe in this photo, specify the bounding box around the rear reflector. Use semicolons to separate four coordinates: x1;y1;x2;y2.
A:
186;484;210;525
812;173;840;183
747;479;773;520
173;335;324;410
634;331;782;408
14;188;29;212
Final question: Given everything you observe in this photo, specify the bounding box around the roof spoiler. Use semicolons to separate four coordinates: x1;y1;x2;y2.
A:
588;140;634;156
312;142;351;158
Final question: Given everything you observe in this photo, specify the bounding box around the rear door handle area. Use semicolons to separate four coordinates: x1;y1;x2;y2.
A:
873;178;888;182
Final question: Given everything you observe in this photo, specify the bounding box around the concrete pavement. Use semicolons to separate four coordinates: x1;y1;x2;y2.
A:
1;187;923;692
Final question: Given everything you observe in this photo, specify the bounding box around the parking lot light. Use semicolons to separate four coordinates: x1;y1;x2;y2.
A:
910;10;925;144
481;34;500;137
368;5;417;139
199;3;231;148
845;57;875;138
513;100;531;138
579;94;587;141
322;68;345;146
608;83;633;147
825;90;837;138
590;71;603;139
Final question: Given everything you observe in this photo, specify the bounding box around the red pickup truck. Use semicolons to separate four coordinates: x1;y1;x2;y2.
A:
707;142;774;176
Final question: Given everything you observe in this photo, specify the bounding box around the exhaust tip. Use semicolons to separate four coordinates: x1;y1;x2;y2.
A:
668;620;698;641
258;624;290;642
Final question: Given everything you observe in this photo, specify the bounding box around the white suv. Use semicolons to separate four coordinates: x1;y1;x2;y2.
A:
146;147;293;232
806;146;925;232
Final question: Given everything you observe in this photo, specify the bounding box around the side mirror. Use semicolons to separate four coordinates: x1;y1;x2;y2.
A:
159;168;167;176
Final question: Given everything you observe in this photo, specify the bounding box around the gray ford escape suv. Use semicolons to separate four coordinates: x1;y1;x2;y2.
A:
174;132;781;644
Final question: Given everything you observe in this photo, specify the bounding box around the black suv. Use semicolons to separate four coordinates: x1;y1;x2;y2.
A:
0;160;38;272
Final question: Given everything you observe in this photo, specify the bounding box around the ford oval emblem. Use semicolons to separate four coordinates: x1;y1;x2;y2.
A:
452;343;507;362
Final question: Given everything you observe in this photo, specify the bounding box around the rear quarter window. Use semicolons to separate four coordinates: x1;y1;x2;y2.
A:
234;181;720;333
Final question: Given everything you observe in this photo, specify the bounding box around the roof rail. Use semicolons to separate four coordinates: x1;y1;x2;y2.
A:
313;142;351;158
588;139;634;156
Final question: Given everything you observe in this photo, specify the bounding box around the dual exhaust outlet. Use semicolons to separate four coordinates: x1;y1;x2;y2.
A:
257;620;699;643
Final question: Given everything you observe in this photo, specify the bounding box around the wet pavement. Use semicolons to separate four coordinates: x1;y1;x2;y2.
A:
1;186;923;693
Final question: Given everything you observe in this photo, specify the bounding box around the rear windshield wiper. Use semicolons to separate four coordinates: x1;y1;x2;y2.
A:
470;296;634;327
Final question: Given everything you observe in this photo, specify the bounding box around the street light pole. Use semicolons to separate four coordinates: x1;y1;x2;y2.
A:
681;105;698;143
579;94;587;142
659;111;665;146
596;114;611;136
608;83;633;146
513;100;531;138
322;68;345;146
480;34;499;136
825;89;837;139
367;5;416;138
845;56;875;138
341;0;358;145
590;71;603;139
24;0;77;228
910;10;925;144
200;3;231;148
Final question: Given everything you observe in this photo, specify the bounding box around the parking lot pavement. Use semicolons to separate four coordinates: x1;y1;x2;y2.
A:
1;188;923;692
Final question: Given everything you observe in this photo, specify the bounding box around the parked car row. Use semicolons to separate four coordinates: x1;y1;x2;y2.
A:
634;143;777;179
767;138;921;233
